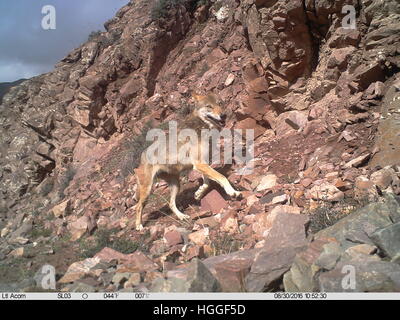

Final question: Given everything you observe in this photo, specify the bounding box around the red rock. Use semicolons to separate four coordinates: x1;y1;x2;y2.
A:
329;28;360;48
200;190;227;214
95;248;159;273
186;245;205;260
238;95;270;121
327;47;355;70
308;183;344;202
246;211;310;292
188;228;209;246
247;77;269;93
195;216;219;228
301;178;313;188
68;216;91;241
164;230;183;247
353;62;385;90
370;167;395;189
343;153;371;169
256;174;278;191
214;259;252;292
275;111;308;136
271;194;288;205
59;258;100;284
220;214;239;234
235;118;266;139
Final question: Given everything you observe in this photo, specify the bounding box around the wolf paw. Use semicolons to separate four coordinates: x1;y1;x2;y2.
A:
194;190;204;201
194;185;209;201
176;213;190;221
136;224;144;231
230;190;242;199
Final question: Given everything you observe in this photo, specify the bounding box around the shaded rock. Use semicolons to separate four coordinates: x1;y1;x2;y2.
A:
319;260;400;292
150;277;189;293
370;222;400;262
112;272;131;287
151;259;221;292
370;84;400;168
245;211;309;292
124;273;141;288
316;194;400;248
185;258;221;292
63;281;97;293
214;258;252;292
283;238;333;292
353;62;385;90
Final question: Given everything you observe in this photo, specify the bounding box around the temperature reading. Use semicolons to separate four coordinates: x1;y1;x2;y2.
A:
135;292;149;299
104;293;119;299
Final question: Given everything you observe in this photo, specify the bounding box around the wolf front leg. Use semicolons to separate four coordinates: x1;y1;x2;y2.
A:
193;164;241;199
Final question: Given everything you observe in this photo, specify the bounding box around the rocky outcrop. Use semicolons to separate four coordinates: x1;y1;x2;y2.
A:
284;194;400;292
0;79;26;104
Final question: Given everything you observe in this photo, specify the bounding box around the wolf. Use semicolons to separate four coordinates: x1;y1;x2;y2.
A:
134;93;242;231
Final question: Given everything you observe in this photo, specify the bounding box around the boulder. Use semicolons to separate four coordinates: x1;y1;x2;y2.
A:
200;190;227;214
370;222;400;263
284;194;400;292
245;211;309;292
256;174;278;191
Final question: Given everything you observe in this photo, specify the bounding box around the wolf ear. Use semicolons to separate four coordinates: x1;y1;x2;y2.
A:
206;93;218;104
191;92;204;102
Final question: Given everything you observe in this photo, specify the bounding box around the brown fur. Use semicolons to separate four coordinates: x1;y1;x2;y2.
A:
134;93;241;231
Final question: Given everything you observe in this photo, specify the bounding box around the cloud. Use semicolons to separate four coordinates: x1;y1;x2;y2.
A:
0;0;129;82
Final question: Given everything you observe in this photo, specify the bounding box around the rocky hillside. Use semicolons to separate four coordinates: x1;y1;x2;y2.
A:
0;0;400;292
0;79;26;104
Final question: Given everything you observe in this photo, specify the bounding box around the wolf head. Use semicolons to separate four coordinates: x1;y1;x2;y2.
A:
192;93;227;128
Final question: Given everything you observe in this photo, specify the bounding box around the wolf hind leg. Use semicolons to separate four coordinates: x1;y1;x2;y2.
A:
135;165;156;231
194;176;210;200
164;174;190;221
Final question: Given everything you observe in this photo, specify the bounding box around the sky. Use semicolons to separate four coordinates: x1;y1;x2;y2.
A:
0;0;130;82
